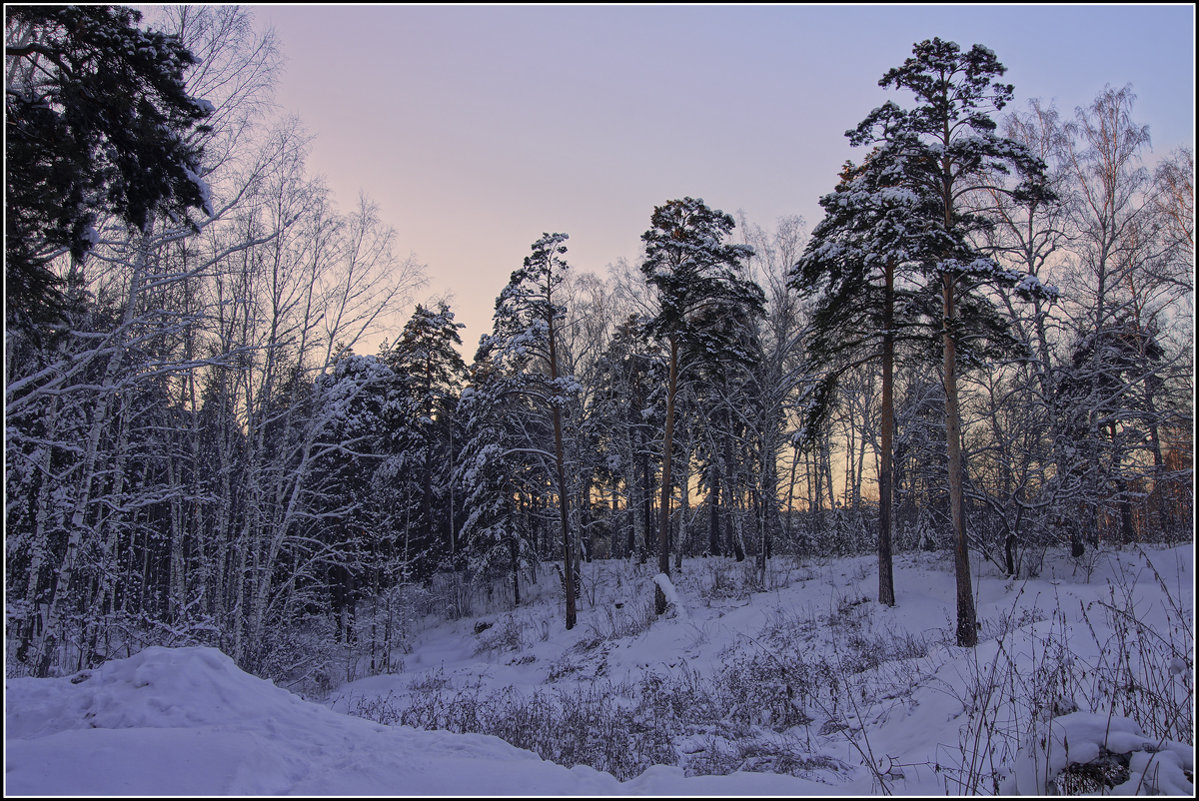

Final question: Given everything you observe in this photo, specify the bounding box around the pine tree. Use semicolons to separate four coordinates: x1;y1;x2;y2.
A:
640;198;764;615
379;302;467;575
850;38;1056;646
455;352;541;609
5;5;214;328
457;235;582;621
792;141;952;603
496;233;579;628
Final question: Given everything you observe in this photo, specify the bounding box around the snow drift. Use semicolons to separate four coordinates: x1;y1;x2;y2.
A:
5;645;835;795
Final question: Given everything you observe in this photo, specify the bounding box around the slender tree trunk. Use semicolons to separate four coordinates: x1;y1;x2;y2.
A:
879;258;896;606
448;412;457;563
809;445;822;548
656;336;679;615
944;274;977;647
626;463;638;560
609;483;622;559
708;467;722;556
756;488;768;579
823;436;836;513
168;440;187;623
510;534;521;607
675;450;689;571
784;439;799;542
855;403;869;511
639;451;652;564
547;315;575;629
422;357;436;566
723;432;743;561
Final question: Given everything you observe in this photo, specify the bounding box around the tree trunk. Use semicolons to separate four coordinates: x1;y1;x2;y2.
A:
784;439;799;542
639;447;652;564
708;467;721;556
510;534;521;607
675;451;689;571
547;315;575;629
944;273;977;647
878;258;896;606
656;336;679;615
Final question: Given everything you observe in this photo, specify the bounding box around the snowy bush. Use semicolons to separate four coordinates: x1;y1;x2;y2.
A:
350;657;855;783
1001;712;1194;795
353;681;677;780
474;614;528;655
578;598;655;647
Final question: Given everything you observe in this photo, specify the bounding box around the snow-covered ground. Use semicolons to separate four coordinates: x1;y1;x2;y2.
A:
6;544;1193;795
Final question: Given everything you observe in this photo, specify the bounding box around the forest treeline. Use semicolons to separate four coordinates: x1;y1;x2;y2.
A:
5;8;1193;681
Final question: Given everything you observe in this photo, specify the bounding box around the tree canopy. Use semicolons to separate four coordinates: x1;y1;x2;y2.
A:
5;5;214;326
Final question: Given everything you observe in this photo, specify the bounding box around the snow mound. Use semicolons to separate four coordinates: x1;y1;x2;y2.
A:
6;646;302;737
1001;711;1194;796
5;645;835;795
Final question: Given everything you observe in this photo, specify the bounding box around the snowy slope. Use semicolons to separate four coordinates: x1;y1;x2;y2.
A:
6;545;1193;796
6;645;845;795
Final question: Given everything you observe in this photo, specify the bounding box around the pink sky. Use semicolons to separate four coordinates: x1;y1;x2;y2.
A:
249;4;1195;351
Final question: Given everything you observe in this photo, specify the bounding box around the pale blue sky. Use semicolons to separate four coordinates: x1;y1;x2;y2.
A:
251;4;1195;346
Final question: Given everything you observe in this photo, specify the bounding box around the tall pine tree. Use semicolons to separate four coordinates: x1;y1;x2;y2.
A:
458;235;582;624
793;144;942;606
641;198;764;615
850;38;1056;646
379;302;467;575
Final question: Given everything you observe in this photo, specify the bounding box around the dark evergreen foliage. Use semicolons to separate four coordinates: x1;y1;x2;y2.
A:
640;198;764;613
641;199;765;364
5;5;214;328
379;303;467;577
